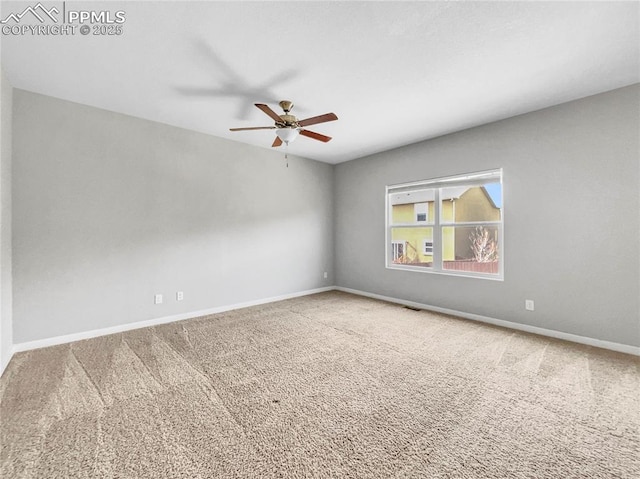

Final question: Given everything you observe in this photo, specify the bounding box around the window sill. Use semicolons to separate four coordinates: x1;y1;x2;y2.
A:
385;264;504;281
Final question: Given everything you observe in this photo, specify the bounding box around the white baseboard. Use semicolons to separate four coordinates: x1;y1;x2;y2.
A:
12;286;335;354
7;284;639;364
335;286;640;356
0;347;16;378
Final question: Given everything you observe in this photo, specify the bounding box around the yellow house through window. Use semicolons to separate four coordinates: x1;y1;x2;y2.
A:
387;169;503;279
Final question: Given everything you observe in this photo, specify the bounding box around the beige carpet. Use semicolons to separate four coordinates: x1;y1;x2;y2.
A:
1;291;638;478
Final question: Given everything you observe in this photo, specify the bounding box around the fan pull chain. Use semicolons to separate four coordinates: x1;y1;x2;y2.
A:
284;141;289;168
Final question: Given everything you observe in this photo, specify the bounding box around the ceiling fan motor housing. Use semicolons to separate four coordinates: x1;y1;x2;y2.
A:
278;114;298;128
278;101;298;128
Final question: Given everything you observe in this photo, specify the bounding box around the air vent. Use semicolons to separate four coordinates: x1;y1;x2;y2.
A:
403;305;421;311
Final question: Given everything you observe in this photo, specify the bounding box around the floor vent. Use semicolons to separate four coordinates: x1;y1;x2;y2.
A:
403;305;421;311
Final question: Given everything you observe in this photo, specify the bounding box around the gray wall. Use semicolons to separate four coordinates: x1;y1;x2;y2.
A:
0;68;13;372
12;90;334;343
9;84;640;349
335;84;640;347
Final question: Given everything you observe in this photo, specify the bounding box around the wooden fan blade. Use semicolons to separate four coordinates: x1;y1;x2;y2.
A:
272;137;283;147
255;103;283;123
298;113;338;127
229;126;276;131
300;129;332;143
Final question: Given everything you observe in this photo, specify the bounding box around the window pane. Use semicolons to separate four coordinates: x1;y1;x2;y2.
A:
442;226;499;274
390;227;433;267
441;184;502;223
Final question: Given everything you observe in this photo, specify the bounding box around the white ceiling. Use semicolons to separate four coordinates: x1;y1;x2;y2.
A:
2;1;638;164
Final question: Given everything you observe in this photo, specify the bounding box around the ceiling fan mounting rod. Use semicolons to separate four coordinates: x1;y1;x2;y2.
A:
279;100;294;113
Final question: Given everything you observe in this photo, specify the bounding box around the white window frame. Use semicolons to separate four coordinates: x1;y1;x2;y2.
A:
386;169;503;280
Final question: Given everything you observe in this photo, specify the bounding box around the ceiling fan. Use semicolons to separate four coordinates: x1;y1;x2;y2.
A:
230;101;338;147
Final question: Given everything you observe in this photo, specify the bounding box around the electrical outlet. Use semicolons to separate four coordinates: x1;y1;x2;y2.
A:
176;291;184;301
323;272;328;279
154;294;163;305
525;300;534;311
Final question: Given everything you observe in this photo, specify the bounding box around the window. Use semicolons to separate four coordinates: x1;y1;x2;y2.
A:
415;203;428;222
391;241;406;262
386;169;503;279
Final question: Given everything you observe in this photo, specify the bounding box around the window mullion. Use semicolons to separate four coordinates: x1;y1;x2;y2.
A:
433;188;443;271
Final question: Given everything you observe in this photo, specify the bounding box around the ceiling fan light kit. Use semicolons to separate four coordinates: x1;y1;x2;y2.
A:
275;127;300;144
230;100;338;149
